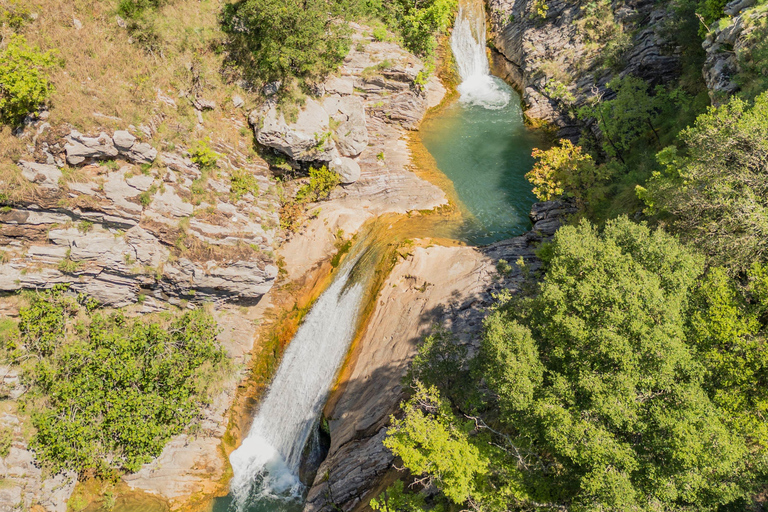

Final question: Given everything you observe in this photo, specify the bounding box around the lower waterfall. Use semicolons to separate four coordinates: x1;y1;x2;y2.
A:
226;254;368;511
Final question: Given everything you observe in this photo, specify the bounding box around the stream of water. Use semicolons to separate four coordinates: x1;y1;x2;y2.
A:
210;1;540;510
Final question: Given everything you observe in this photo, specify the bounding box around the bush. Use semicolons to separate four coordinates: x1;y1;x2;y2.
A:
526;139;610;207
0;34;58;126
295;166;340;203
189;138;221;171
395;0;456;58
10;286;227;476
220;0;352;87
229;168;259;201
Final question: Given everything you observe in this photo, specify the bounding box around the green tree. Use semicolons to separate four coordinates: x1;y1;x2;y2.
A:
638;91;768;273
526;139;611;208
578;75;667;163
220;0;351;87
386;218;766;511
0;34;58;126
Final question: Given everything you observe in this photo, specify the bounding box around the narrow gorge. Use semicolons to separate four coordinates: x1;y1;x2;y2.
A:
1;0;766;509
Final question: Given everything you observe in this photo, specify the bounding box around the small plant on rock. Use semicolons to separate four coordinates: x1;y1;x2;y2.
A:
0;35;58;126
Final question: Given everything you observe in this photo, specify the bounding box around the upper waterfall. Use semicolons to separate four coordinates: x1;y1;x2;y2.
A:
451;0;510;109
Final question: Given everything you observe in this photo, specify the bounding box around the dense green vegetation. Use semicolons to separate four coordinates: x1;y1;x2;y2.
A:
220;0;456;94
374;0;768;510
376;219;768;511
0;33;57;125
3;287;228;477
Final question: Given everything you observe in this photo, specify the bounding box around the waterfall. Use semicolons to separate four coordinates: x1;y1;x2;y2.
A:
451;0;510;109
228;255;367;510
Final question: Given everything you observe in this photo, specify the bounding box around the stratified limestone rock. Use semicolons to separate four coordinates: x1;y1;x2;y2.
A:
702;1;766;102
64;130;119;165
252;98;336;162
487;0;682;138
64;129;157;166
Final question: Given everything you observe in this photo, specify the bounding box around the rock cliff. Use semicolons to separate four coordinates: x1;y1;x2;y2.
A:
487;0;683;137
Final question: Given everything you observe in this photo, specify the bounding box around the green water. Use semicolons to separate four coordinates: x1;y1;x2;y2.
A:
420;78;543;245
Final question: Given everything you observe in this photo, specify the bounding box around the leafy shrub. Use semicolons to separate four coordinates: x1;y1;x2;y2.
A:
384;218;766;510
372;24;388;42
0;35;58;126
395;0;456;57
230;168;260;201
189;138;221;171
0;427;12;458
295;166;340;203
11;286;227;476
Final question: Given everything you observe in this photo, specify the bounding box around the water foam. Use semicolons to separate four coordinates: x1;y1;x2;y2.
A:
451;0;510;109
228;258;366;511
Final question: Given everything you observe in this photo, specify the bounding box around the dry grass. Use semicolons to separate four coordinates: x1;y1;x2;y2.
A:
1;0;260;169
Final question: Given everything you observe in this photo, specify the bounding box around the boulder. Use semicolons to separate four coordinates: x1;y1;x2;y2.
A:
251;98;336;162
17;161;62;192
324;76;355;96
323;96;369;157
112;130;136;151
64;131;118;165
330;154;361;184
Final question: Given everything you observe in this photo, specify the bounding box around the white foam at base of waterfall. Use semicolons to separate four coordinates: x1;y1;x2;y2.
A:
228;258;366;511
451;0;510;110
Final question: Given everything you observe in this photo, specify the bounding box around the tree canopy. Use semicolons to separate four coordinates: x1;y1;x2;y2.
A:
639;91;768;273
376;217;767;511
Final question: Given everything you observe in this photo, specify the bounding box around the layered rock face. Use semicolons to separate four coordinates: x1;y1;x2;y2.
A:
702;0;767;102
251;22;433;184
304;201;576;512
487;0;682;138
0;128;279;308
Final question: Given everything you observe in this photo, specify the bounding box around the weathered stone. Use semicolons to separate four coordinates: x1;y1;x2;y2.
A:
232;94;245;108
64;130;118;165
148;188;194;218
251;98;336;162
193;98;217;111
324;96;369;157
324;76;355;96
330;154;361;184
112;129;136;150
18;161;62;192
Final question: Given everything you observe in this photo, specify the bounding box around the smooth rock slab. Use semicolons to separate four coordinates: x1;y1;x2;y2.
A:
18;161;62;192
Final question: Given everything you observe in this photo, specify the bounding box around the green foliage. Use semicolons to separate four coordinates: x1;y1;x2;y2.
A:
395;0;456;57
370;480;440;512
639;91;768;273
688;265;768;448
735;9;768;100
58;251;83;274
578;75;668;163
0;34;58;126
495;258;512;276
384;382;489;505
0;427;12;458
527;139;610;207
189;138;221;171
0;0;33;31
407;327;467;398
116;0;166;52
372;24;388;42
220;0;352;87
697;0;728;34
392;218;767;510
11;287;227;476
229;168;260;201
295;166;340;203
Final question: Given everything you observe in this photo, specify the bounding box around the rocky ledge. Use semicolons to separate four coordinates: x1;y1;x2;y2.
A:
1;128;279;308
304;201;576;512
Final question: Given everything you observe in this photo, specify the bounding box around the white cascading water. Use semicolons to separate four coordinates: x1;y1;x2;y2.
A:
228;257;366;510
451;0;510;109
